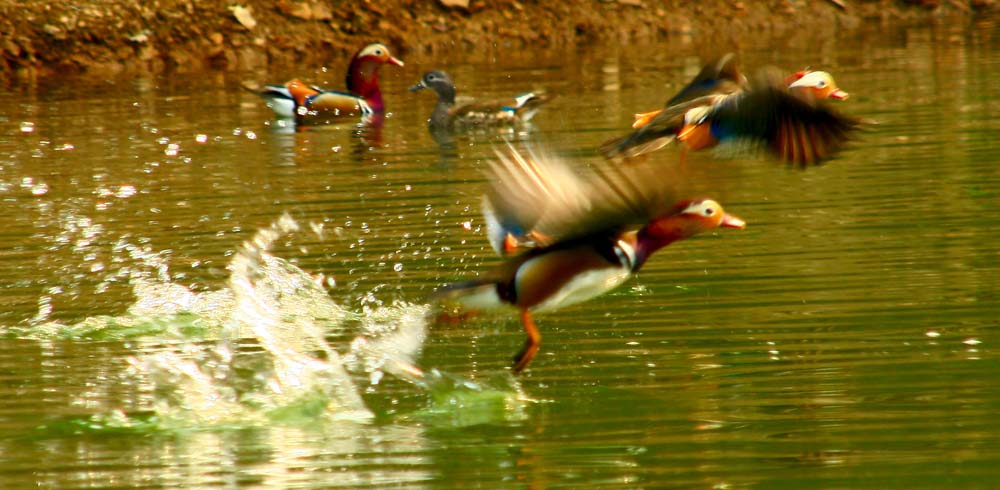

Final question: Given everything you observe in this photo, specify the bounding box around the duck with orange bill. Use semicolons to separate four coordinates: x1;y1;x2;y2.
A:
245;43;403;123
601;55;858;166
432;143;745;373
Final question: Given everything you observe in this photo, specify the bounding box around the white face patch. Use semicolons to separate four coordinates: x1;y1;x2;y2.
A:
790;71;834;90
359;44;389;59
681;200;721;219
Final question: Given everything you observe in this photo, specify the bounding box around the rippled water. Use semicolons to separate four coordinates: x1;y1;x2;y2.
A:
1;21;999;489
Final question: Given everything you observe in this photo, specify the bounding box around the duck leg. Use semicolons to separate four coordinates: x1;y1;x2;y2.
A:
512;309;541;373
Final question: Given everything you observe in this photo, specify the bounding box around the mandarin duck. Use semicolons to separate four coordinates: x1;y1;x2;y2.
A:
433;143;745;373
409;70;551;129
248;43;403;121
601;56;857;166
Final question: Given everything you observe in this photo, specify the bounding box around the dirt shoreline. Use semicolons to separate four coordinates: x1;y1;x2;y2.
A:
0;0;995;78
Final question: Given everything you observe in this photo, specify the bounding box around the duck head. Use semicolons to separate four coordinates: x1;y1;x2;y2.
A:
788;71;849;100
637;199;745;262
345;43;404;110
409;70;457;105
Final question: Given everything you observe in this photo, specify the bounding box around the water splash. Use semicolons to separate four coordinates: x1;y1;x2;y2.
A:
126;213;377;426
18;212;531;432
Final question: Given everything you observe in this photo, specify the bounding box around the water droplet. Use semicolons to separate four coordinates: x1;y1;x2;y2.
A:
115;185;137;198
393;263;403;272
925;330;940;338
963;338;981;345
195;134;208;143
20;121;35;133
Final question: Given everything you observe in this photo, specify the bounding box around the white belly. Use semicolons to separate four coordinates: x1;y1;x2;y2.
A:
532;266;632;313
264;97;296;118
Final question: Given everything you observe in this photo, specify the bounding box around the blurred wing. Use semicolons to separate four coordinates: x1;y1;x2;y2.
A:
708;68;861;166
485;142;691;251
666;53;746;106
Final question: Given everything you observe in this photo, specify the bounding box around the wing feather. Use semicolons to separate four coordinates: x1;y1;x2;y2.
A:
485;142;694;252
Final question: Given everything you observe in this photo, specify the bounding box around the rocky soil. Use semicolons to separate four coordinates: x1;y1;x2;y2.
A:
0;0;996;78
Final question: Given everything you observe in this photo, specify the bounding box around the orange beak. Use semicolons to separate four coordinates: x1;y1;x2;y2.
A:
387;56;404;67
721;213;746;229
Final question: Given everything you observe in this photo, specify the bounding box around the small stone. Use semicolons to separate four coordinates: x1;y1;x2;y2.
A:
43;24;67;40
287;2;314;20
311;3;333;20
229;5;257;30
128;31;150;43
439;0;470;8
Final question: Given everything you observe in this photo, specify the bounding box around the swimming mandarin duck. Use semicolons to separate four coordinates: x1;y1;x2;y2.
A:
433;143;745;373
409;70;551;129
601;56;858;166
248;43;403;120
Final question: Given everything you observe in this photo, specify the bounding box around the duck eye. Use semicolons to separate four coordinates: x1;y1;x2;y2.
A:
704;207;715;216
816;80;827;88
374;49;383;56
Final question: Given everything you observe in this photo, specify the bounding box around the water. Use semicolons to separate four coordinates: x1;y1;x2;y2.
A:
2;21;999;489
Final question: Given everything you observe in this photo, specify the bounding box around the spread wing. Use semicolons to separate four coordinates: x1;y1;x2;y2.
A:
483;142;693;254
706;67;861;166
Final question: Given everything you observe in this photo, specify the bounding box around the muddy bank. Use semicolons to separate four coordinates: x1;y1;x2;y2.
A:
0;0;996;78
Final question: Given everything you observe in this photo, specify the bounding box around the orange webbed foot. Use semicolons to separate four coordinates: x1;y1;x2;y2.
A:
512;309;541;374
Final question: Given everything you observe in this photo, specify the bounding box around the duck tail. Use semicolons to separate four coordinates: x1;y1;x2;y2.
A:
512;92;552;122
599;130;676;160
428;278;507;311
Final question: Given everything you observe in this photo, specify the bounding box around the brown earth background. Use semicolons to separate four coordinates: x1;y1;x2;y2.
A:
0;0;997;78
